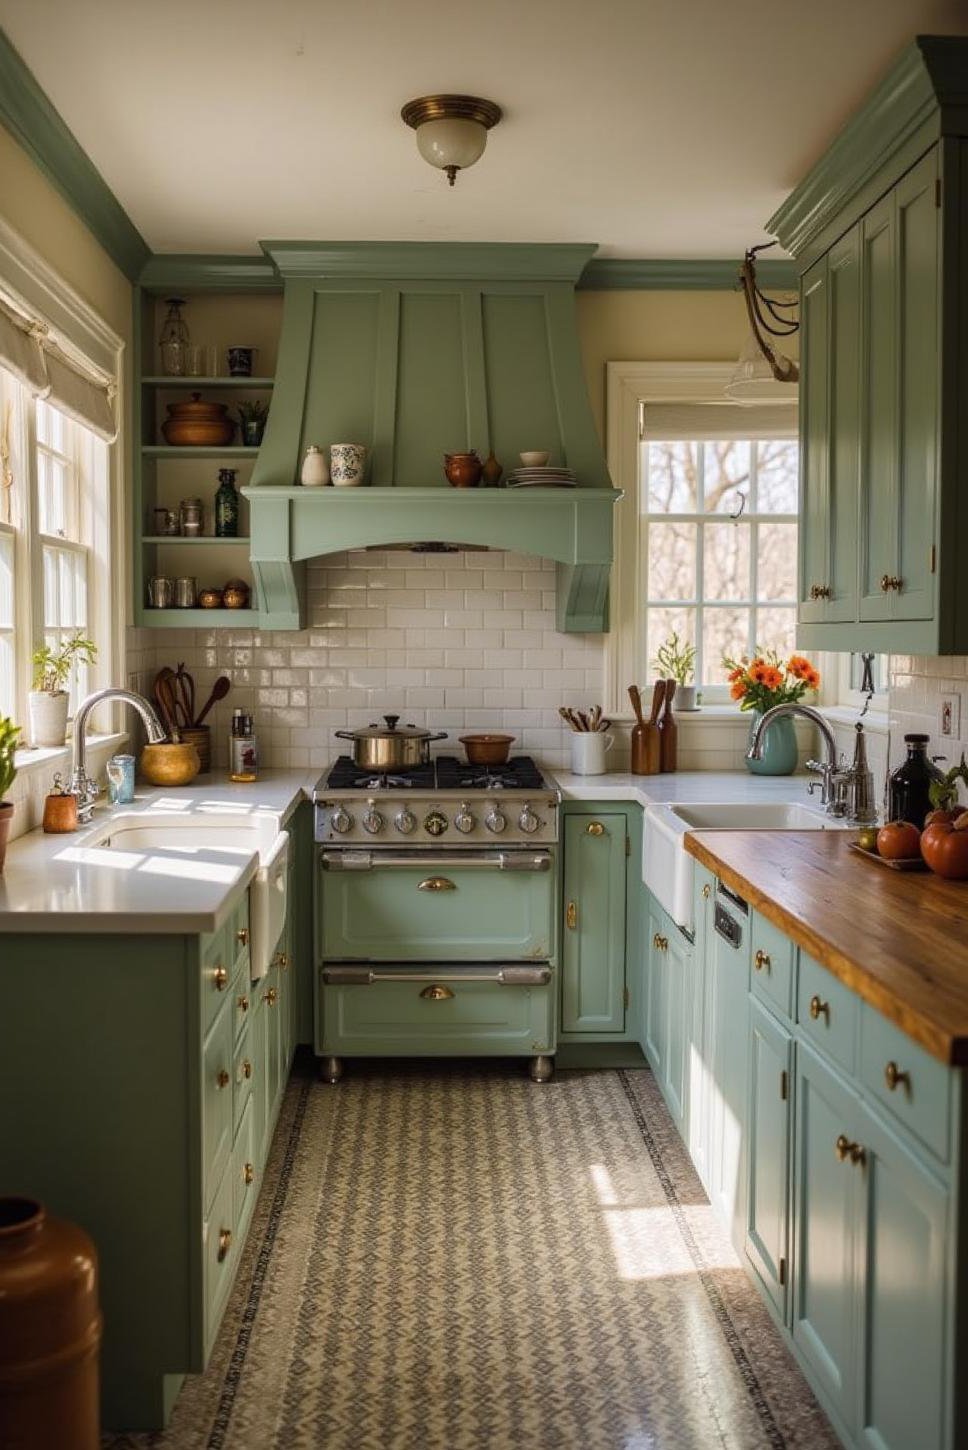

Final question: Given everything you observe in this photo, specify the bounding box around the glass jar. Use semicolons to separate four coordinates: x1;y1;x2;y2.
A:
158;297;190;376
179;497;204;536
888;733;944;828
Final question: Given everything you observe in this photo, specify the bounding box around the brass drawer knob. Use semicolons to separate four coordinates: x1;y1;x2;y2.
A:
213;965;228;991
884;1060;911;1094
835;1134;866;1167
243;1162;254;1186
216;1068;230;1089
418;876;456;892
754;949;771;973
585;821;605;836
242;1058;252;1080
702;883;711;900
809;994;830;1024
652;933;668;952
420;983;455;1001
880;574;891;592
236;927;249;947
263;987;278;1007
566;900;577;930
237;994;249;1013
275;952;289;970
217;1228;232;1262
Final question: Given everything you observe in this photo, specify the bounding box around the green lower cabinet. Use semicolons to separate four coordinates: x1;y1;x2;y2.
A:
561;811;628;1033
642;894;693;1137
745;1000;792;1318
707;908;750;1250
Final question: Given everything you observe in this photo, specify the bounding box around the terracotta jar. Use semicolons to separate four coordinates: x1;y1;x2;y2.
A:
0;1197;101;1450
161;393;234;447
444;451;483;488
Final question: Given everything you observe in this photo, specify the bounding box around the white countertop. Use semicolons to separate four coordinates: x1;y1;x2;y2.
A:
549;769;818;809
0;771;314;934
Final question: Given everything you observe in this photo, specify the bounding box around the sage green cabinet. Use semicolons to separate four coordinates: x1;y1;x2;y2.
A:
745;999;792;1318
561;812;627;1034
644;897;690;1132
707;904;750;1249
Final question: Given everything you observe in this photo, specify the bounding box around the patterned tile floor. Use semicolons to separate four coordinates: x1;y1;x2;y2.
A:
104;1060;838;1450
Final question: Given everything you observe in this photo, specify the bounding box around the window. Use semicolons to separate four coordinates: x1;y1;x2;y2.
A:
642;436;798;687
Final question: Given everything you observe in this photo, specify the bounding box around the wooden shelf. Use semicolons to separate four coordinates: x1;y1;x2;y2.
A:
142;446;260;459
140;608;259;628
142;376;274;388
141;535;251;545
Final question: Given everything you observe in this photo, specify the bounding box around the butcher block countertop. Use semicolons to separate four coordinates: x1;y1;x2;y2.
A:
685;829;968;1066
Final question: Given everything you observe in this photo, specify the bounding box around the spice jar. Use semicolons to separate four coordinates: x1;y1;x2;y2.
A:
179;498;204;536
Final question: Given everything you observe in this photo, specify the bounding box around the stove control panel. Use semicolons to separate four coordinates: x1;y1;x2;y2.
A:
314;792;558;845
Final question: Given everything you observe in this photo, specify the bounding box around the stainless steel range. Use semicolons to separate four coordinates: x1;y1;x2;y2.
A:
313;755;560;1083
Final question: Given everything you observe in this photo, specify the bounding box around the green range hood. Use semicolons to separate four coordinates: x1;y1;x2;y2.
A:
241;242;620;631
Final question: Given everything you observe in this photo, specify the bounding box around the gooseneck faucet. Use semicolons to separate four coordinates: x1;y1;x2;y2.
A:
746;702;842;813
70;687;166;823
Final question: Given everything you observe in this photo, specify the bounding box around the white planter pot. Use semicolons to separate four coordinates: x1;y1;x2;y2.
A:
28;690;69;747
674;684;700;712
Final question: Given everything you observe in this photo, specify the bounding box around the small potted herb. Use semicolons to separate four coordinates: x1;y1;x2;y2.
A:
236;399;269;447
652;632;699;711
0;714;20;872
29;633;97;747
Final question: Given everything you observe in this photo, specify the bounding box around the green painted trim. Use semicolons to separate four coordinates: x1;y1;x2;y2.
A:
259;240;598;282
0;29;149;280
578;258;797;291
138;254;281;293
556;561;610;632
769;36;968;258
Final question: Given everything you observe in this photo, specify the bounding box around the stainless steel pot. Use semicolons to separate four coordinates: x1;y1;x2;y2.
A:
334;715;447;771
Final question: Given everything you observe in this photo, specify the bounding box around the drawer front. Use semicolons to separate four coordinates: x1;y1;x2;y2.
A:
749;912;795;1020
859;1005;951;1162
797;953;857;1073
233;1095;258;1233
203;1160;236;1356
320;863;554;962
320;972;555;1056
200;926;232;1033
233;1021;254;1134
202;1005;234;1213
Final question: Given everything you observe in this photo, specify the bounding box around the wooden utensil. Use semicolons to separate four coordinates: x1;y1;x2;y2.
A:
628;685;645;726
659;677;678;773
175;663;195;726
152;668;179;740
195;674;231;727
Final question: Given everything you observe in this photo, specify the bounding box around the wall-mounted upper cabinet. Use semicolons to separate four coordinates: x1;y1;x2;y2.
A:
771;37;968;654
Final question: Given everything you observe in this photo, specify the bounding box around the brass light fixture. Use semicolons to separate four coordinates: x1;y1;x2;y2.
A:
726;241;799;403
401;94;502;186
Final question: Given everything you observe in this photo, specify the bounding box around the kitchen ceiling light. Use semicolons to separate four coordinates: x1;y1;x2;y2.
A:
401;95;502;187
725;242;799;404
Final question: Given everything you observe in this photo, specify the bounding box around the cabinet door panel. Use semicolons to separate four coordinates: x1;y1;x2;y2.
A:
827;226;862;622
644;901;666;1078
793;1045;860;1431
746;1001;792;1318
561;813;627;1032
859;196;898;621
858;1105;947;1450
663;927;688;1130
895;149;939;622
708;920;750;1249
798;257;830;624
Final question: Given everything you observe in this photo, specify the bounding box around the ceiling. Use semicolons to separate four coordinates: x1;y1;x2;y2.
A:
3;0;968;259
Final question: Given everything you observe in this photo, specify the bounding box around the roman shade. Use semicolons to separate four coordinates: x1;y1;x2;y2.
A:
41;347;117;442
639;400;797;441
0;299;46;394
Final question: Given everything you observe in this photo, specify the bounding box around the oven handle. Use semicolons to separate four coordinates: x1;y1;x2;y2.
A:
319;850;552;872
321;964;553;986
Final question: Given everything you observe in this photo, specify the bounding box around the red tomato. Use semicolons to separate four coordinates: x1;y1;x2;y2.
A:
924;808;962;827
921;821;968;879
876;820;922;860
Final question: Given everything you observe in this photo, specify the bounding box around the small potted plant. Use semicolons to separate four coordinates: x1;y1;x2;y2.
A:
236;399;269;448
652;632;699;711
723;649;821;775
29;633;97;747
0;714;20;872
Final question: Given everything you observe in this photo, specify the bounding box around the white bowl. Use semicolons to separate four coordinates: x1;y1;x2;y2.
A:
519;450;550;467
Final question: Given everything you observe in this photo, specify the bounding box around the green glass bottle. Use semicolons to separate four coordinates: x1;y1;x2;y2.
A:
214;468;239;537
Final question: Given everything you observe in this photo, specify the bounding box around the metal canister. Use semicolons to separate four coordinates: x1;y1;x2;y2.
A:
174;577;197;608
147;576;174;609
179;498;204;536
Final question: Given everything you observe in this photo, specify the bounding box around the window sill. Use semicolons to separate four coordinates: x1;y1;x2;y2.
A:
13;731;129;779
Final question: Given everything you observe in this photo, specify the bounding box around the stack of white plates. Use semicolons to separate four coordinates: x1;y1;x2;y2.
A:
505;466;577;489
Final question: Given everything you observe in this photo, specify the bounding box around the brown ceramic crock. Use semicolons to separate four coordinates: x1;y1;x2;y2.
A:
459;733;516;766
0;1196;101;1450
444;451;483;488
161;393;235;447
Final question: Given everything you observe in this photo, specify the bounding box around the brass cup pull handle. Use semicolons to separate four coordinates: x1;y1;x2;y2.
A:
236;927;249;947
754;949;771;973
213;965;228;991
809;994;830;1024
241;1058;253;1081
810;584;831;600
702;884;711;900
652;933;668;952
418;876;456;892
237;994;249;1013
566;901;577;930
217;1228;232;1262
585;821;605;836
885;1060;911;1094
880;575;903;593
243;1162;254;1186
835;1134;866;1166
420;983;455;1001
216;1068;230;1089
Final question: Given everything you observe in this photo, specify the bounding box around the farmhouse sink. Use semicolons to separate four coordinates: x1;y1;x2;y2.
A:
85;812;289;979
644;798;850;932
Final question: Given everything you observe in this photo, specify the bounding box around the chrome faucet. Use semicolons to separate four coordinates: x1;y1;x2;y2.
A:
70;687;166;823
746;702;845;814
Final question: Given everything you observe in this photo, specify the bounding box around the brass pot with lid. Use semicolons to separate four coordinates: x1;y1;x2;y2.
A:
334;715;447;771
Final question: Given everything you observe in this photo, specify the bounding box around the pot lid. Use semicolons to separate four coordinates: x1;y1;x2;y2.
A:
165;392;230;419
349;714;436;740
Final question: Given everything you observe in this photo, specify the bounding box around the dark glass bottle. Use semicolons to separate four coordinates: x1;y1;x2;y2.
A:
214;468;239;537
888;734;944;827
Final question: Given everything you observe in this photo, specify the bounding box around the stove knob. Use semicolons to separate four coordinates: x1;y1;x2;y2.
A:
330;807;353;835
362;801;385;835
454;802;476;834
519;805;541;835
484;805;507;835
394;808;417;835
424;809;448;837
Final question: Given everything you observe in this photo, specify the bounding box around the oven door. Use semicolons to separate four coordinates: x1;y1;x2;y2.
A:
318;849;555;962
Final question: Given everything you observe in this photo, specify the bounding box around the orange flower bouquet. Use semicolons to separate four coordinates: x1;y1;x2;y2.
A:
722;650;820;713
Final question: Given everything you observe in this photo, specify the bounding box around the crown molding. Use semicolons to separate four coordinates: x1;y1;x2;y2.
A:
0;28;149;281
578;258;796;291
259;241;598;283
138;253;281;293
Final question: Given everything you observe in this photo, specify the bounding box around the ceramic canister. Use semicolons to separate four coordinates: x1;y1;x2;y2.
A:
330;443;367;486
570;732;615;776
300;445;330;487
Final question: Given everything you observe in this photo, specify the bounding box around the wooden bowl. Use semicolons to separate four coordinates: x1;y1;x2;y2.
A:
459;733;516;766
139;742;201;787
161;393;234;448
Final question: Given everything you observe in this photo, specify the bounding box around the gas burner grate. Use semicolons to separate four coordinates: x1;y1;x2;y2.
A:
323;753;549;792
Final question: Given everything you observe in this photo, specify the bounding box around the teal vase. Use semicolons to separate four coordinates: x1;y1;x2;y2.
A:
746;711;798;776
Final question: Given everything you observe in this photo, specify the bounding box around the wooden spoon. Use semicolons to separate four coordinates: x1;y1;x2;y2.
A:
195;674;231;727
649;679;665;724
628;685;645;726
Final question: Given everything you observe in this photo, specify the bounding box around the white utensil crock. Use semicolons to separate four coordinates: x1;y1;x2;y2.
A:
570;732;614;776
